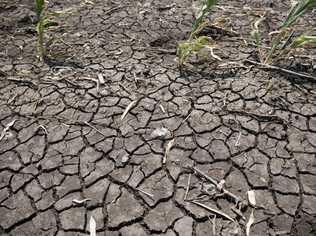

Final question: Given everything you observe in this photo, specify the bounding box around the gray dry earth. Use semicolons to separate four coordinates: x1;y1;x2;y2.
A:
0;0;316;235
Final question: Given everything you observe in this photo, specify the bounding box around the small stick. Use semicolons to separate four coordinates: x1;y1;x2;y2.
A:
184;173;191;201
235;131;241;147
159;104;166;113
84;121;107;137
121;100;137;121
72;198;91;204
244;59;316;82
137;188;154;199
212;215;216;235
181;111;192;124
191;201;235;222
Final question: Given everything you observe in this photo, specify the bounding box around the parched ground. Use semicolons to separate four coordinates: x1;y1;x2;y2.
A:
0;0;316;235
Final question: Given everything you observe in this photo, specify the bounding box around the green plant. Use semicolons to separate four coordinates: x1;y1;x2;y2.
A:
177;0;218;66
177;36;215;65
35;0;58;61
255;0;316;64
191;0;217;39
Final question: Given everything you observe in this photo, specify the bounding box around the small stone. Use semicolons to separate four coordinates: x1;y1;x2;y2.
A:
121;153;129;163
151;127;171;139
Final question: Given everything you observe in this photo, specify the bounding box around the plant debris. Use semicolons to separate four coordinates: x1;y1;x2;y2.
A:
89;216;96;236
191;201;235;222
163;138;175;164
72;198;91;204
0;120;16;141
247;190;256;207
190;167;245;206
246;210;255;236
121;100;137;121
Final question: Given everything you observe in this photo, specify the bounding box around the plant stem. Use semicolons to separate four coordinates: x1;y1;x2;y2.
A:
264;30;286;64
37;21;46;61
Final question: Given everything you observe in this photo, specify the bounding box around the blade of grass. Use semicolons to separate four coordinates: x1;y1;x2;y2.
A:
192;0;217;36
282;0;316;28
291;35;316;47
35;0;45;19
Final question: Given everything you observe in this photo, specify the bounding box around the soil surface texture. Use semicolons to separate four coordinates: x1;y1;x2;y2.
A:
0;0;316;235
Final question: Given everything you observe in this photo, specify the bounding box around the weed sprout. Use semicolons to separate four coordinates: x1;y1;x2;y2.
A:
251;0;316;64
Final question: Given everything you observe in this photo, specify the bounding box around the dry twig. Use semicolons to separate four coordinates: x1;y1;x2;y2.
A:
84;121;107;137
244;59;316;82
191;201;235;222
184;174;191;201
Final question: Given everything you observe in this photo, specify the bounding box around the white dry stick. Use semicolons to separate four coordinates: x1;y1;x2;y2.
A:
84;122;107;137
159;104;166;113
137;188;154;199
192;201;235;222
206;46;222;61
72;198;91;204
163;138;175;164
121;100;137;121
181;111;192;124
235;131;242;147
246;209;255;236
247;190;256;207
89;216;96;236
184;173;191;201
212;215;216;235
0;120;16;141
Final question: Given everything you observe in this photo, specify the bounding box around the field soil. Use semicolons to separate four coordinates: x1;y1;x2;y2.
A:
0;0;316;235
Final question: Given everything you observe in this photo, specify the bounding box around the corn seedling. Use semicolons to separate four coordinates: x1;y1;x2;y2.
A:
191;0;218;39
177;0;218;66
35;0;58;61
250;15;266;60
262;0;316;64
177;36;216;65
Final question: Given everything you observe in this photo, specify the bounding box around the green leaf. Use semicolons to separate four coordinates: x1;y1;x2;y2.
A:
192;0;217;33
36;20;44;34
177;36;214;64
35;0;45;18
250;17;265;46
282;0;316;28
43;19;59;29
291;35;316;47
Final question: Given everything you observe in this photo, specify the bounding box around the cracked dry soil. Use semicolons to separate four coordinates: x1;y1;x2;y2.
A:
0;0;316;235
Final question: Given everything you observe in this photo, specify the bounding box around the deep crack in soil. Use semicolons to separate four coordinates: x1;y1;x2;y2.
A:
0;0;316;235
